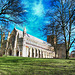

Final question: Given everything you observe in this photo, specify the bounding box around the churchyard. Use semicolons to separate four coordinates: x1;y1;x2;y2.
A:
0;56;75;75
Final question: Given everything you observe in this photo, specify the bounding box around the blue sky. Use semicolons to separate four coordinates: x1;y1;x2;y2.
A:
8;0;75;53
9;0;53;41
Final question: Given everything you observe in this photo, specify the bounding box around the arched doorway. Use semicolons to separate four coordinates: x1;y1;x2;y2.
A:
39;50;40;58
32;48;34;57
28;48;30;57
36;49;37;57
16;50;19;56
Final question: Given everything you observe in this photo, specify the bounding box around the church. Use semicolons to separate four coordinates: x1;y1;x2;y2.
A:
3;27;55;58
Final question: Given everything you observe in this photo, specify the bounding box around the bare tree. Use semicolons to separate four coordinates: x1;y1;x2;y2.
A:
43;0;75;59
0;0;26;54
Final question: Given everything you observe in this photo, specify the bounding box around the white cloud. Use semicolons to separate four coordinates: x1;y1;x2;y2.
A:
32;0;44;17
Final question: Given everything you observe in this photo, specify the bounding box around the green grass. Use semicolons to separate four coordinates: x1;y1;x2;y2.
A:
0;56;75;75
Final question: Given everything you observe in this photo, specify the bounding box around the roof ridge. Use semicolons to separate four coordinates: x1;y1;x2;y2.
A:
14;28;51;46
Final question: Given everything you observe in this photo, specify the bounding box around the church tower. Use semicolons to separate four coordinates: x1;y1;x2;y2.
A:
23;27;26;37
22;27;27;57
6;32;10;50
47;35;56;46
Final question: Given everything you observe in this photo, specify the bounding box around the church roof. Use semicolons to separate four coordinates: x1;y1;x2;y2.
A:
15;28;23;38
14;28;51;46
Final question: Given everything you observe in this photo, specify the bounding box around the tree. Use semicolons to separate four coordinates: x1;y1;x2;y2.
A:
0;0;26;54
43;0;75;59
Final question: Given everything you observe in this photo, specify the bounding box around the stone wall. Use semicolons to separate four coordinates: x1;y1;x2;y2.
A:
47;35;66;58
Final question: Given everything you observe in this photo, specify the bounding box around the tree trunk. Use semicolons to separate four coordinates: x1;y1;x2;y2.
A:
6;49;7;57
54;45;57;58
66;50;69;59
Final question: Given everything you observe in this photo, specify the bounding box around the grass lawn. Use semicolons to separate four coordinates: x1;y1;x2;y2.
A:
0;56;75;75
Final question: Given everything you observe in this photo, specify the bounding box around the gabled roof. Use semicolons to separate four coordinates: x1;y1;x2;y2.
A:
15;28;23;38
14;28;51;46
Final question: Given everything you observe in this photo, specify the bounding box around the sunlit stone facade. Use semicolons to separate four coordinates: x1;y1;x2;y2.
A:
5;28;55;58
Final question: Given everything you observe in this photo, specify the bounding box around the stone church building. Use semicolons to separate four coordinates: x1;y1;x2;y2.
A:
3;28;55;58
